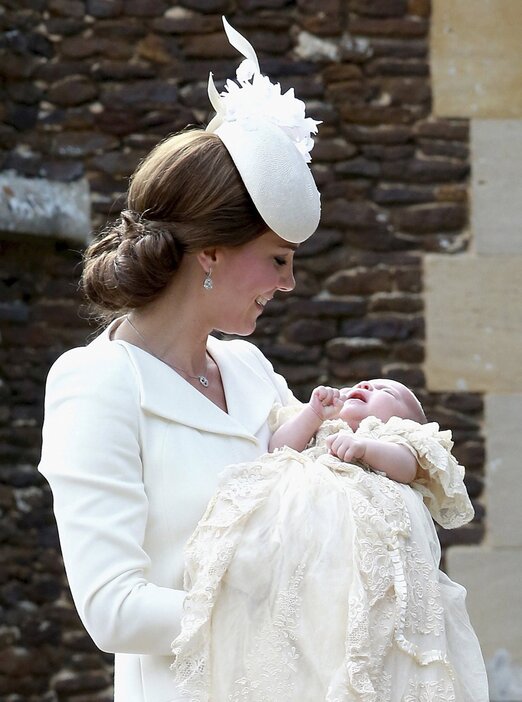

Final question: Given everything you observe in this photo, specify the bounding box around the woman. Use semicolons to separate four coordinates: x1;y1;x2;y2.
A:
38;19;321;702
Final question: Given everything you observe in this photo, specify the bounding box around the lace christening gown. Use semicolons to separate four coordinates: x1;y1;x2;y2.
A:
170;413;489;702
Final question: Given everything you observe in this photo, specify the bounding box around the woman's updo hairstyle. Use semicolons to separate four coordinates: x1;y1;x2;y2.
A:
81;130;268;318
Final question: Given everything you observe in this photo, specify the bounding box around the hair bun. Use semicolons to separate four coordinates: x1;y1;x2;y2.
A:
82;210;185;315
119;209;147;240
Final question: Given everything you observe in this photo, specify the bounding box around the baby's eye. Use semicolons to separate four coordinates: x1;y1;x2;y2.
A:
274;256;287;266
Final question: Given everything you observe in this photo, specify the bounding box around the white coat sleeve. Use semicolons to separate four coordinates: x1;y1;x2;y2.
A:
38;344;185;656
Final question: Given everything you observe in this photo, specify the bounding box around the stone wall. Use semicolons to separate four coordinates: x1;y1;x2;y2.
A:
0;1;484;699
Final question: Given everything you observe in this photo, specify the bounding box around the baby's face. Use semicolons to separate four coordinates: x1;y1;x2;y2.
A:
339;379;420;430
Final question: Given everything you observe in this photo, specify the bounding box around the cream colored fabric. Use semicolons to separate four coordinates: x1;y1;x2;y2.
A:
171;419;488;701
268;410;474;529
38;321;295;702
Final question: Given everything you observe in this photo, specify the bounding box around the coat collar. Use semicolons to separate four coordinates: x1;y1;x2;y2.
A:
94;322;277;443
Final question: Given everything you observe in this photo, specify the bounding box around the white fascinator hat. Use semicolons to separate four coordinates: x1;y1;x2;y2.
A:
206;18;321;244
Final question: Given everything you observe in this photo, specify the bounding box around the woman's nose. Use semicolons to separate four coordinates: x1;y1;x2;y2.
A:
278;267;296;293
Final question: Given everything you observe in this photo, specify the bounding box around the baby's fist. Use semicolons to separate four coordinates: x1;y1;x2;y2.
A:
309;386;343;421
326;431;367;463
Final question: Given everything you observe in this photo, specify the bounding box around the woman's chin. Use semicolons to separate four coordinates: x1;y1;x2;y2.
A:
214;319;257;337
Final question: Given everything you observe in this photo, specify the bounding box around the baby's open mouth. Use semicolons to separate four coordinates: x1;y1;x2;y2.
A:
346;390;367;402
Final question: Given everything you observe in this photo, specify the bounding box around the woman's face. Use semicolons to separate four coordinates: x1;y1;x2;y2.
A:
211;230;297;335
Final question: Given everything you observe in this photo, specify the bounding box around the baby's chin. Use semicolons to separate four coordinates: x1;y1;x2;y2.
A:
339;408;366;431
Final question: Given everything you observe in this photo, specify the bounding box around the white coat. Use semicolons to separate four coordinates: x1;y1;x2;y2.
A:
38;320;294;702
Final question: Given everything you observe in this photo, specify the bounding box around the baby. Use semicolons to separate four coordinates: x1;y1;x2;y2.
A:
171;379;489;702
270;379;427;484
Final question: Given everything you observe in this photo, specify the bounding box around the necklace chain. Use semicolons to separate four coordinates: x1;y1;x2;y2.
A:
125;316;210;388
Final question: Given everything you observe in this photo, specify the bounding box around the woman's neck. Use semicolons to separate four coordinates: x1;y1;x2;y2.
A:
113;276;214;376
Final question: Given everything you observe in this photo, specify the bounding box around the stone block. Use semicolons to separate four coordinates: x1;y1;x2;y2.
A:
415;121;468;147
405;157;468;183
182;0;232;11
366;58;429;77
49;0;85;17
435;184;468;203
36;60;90;82
4;104;39;131
51;130;119;158
326;336;386;360
485;395;522;547
394;339;424;363
432;0;522;118
349;0;407;17
418;139;468;160
424;255;522;392
44;17;87;35
343;124;411;144
100;80;178;108
289;297;367;319
323;64;363;83
392;203;467;233
7;82;44;106
321;200;384;229
285;318;337;345
373;185;434;205
152;8;221;34
341;315;421;341
407;0;430;16
339;104;415;126
471;120;522;255
91;60;155;80
368;37;427;59
86;0;124;18
295;229;343;257
446;546;522;665
334;157;381;178
60;36;103;59
369;292;422;313
122;0;167;16
330;358;384;382
137;34;172;64
48;76;99;107
326;266;393;295
0;172;91;244
361;144;415;160
349;17;428;38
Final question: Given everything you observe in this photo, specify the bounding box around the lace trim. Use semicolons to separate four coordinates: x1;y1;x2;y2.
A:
355;416;474;529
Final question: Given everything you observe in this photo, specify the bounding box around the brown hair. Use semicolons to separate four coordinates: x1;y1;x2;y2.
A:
81;129;268;318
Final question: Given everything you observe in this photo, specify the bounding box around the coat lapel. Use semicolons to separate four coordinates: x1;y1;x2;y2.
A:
100;331;277;443
207;336;277;437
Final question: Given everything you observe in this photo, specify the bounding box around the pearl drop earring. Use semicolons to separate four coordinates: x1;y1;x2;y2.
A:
203;268;213;290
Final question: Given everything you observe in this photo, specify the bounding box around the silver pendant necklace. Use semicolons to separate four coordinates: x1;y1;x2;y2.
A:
125;316;210;388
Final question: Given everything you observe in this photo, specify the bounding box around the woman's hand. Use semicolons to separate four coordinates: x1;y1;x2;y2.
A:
326;431;367;463
309;386;344;421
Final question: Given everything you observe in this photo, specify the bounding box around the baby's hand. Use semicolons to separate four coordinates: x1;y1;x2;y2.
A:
309;386;343;421
326;431;367;463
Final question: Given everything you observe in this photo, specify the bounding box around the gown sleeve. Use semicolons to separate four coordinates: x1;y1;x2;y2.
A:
356;416;475;528
38;343;185;656
240;342;304;433
267;398;303;434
